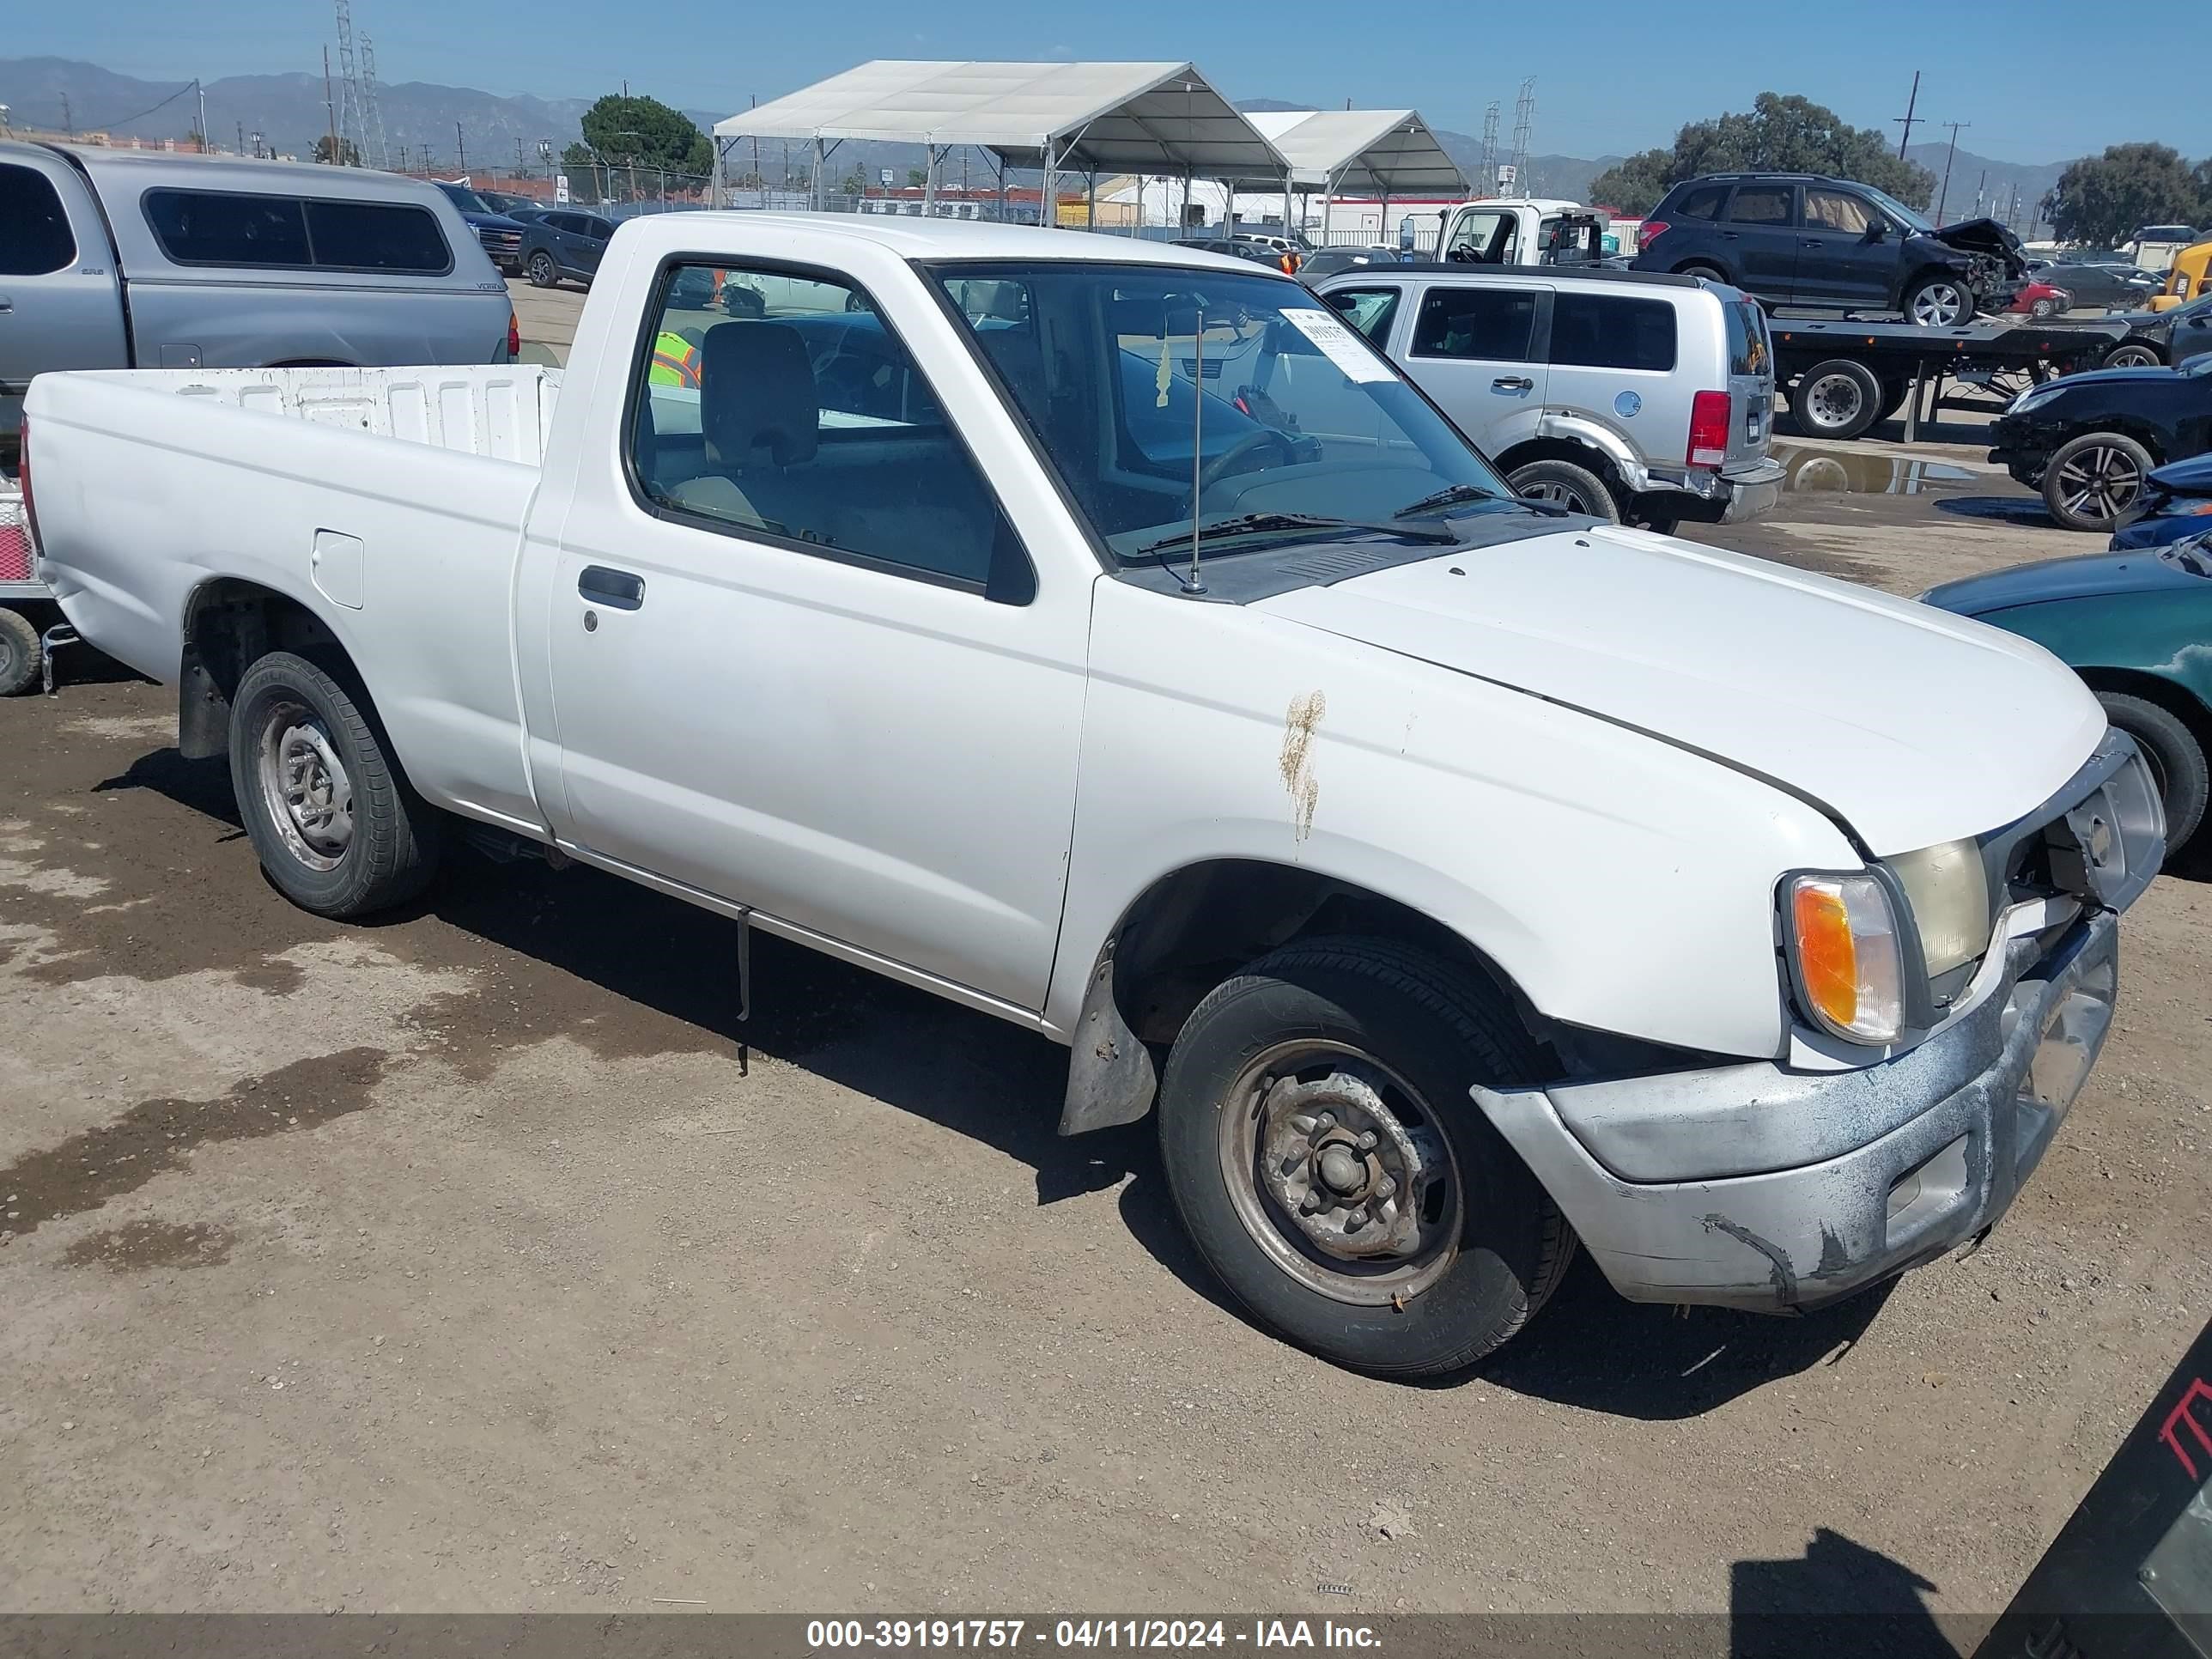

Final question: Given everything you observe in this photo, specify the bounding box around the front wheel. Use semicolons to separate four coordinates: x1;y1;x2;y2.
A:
1158;938;1574;1378
527;250;559;289
2042;431;2154;532
1507;458;1620;520
2096;690;2208;848
228;651;441;918
2103;343;2165;368
1905;273;1976;326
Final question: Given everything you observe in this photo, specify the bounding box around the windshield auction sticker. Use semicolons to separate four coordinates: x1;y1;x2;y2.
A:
1279;308;1396;383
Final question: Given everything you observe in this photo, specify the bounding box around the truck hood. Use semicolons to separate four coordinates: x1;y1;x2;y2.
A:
1921;545;2212;615
1931;216;2027;276
1254;526;2105;855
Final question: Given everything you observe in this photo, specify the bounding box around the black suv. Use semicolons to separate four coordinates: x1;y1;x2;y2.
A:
1633;173;2025;325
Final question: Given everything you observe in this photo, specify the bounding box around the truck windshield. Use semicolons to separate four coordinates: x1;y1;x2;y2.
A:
926;261;1514;562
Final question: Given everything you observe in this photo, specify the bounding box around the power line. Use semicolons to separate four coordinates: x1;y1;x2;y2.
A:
82;77;197;133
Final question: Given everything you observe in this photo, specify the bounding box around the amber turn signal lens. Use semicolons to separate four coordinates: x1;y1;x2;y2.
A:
1784;873;1904;1045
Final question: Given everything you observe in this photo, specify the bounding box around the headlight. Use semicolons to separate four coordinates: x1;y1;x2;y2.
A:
1887;838;1990;978
1784;872;1903;1044
2005;383;2063;416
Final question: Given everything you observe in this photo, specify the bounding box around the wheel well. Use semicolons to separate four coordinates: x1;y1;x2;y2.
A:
2057;423;2170;465
1492;437;1621;495
2075;666;2212;748
176;579;356;759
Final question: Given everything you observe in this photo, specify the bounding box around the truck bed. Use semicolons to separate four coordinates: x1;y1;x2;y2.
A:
27;362;558;833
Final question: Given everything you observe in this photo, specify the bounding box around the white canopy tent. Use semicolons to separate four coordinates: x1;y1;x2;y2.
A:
711;60;1293;220
1243;109;1467;242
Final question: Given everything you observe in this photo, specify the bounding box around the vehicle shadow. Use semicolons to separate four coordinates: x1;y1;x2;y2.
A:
99;746;1903;1400
1932;495;2060;529
1730;1527;1966;1658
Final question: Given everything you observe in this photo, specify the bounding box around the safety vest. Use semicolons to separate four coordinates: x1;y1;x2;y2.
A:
648;331;701;387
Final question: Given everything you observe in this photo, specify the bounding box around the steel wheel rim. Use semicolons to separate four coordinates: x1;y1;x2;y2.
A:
256;699;354;872
1805;372;1865;430
1911;283;1967;325
1216;1039;1464;1306
1520;478;1603;514
2056;446;2144;522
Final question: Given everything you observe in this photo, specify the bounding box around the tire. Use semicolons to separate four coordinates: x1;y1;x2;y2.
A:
527;250;558;289
1675;262;1727;284
2030;296;2059;320
2103;343;2164;369
1157;937;1574;1379
1879;377;1917;425
1790;358;1884;441
1904;272;1976;326
228;650;441;918
0;607;41;697
1507;458;1621;521
2042;431;2155;532
2096;691;2208;849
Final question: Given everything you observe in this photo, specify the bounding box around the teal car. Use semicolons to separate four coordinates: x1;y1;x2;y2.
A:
1921;534;2212;848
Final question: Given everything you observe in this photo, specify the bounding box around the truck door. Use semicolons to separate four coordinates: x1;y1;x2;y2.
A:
0;149;126;433
1796;187;1891;311
1402;280;1549;461
1715;183;1799;304
1442;207;1524;267
528;258;1090;1014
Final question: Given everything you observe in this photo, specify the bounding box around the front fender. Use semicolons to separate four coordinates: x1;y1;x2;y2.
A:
1051;580;1858;1060
1979;593;2212;714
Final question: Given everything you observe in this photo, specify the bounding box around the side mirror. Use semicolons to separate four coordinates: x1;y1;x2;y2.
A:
1862;216;1889;242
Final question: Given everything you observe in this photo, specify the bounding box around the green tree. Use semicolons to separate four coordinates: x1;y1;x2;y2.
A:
2041;143;2209;246
1588;93;1935;216
313;133;362;167
906;167;927;188
578;94;711;187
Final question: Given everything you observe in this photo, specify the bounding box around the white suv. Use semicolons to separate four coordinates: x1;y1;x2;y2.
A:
1318;264;1785;531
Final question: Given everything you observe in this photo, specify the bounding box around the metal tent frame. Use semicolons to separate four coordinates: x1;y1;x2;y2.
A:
1242;109;1468;244
710;60;1292;226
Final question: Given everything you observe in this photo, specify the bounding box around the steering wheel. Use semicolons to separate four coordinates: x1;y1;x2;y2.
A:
1177;427;1301;516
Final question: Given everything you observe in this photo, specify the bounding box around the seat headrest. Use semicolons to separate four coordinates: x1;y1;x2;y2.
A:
698;321;818;469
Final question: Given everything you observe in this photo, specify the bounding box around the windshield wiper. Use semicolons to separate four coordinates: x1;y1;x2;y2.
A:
1132;512;1455;557
1392;483;1568;520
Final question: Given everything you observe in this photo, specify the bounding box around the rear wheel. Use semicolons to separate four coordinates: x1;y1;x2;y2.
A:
2043;432;2154;532
1790;358;1884;441
2095;691;2208;848
527;250;558;288
1158;937;1573;1378
1507;458;1620;520
2103;343;2165;368
0;608;41;697
228;651;441;918
1675;262;1727;284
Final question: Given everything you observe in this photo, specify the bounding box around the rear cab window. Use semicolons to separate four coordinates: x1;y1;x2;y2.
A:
0;161;77;276
142;188;453;274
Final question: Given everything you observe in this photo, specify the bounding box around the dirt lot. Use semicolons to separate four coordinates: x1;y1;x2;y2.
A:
4;334;2209;1632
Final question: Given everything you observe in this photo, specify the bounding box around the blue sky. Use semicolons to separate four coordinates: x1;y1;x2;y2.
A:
16;0;2211;162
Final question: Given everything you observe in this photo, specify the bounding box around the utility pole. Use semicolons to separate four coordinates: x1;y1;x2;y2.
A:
196;79;207;152
61;93;72;137
1935;120;1968;222
1974;167;1986;216
456;122;465;178
1507;77;1535;194
1893;70;1922;160
237;120;245;156
323;48;338;163
1477;100;1499;195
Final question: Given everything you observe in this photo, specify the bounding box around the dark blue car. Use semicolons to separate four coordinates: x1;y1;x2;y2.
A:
2112;450;2212;549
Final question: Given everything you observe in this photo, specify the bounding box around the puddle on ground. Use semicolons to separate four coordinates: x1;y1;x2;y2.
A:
0;1047;389;1242
1774;445;1978;495
62;1218;236;1273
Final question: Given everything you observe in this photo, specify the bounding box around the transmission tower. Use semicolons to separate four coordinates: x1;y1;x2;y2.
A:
1506;78;1535;194
332;0;363;161
359;33;391;169
1476;101;1499;195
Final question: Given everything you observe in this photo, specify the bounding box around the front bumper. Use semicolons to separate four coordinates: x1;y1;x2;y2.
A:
1474;734;2161;1312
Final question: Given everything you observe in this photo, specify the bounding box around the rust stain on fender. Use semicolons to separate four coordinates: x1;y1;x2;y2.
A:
1279;690;1327;842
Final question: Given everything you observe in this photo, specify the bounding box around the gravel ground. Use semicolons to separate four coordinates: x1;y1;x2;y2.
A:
3;323;2208;1632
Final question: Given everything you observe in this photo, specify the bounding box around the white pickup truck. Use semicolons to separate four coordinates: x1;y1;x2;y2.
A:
22;214;2166;1378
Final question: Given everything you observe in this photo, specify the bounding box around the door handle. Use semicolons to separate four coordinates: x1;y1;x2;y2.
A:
0;296;13;313
578;565;645;610
1492;375;1534;392
1719;231;1740;240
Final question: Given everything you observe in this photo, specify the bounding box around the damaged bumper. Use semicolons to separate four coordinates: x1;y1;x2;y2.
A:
1474;905;2124;1313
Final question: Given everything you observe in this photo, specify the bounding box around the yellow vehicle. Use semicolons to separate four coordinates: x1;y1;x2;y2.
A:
2149;239;2212;312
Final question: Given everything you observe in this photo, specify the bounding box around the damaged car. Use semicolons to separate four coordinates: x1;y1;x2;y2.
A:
1634;172;2026;324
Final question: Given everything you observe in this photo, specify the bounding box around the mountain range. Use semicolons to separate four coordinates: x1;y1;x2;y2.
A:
0;54;2068;223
